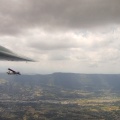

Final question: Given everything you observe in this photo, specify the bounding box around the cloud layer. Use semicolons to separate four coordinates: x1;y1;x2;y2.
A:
0;0;120;73
0;0;120;34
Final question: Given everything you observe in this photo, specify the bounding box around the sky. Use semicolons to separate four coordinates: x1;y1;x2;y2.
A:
0;0;120;74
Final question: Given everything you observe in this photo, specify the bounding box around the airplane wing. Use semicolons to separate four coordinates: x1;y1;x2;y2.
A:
0;45;34;61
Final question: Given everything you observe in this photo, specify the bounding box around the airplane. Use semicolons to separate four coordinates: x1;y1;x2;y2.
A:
0;45;34;75
0;45;34;61
7;68;21;75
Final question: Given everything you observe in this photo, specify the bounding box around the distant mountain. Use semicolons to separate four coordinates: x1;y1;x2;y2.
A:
1;73;120;100
0;73;120;91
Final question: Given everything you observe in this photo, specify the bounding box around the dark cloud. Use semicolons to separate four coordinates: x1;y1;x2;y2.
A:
0;0;120;35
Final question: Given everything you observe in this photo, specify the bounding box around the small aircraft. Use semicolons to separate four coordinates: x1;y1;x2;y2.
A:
0;45;34;75
7;68;21;75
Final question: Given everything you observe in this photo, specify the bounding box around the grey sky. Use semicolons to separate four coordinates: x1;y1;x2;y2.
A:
0;0;120;74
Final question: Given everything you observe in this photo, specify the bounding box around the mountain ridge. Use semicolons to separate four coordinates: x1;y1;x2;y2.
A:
0;72;120;90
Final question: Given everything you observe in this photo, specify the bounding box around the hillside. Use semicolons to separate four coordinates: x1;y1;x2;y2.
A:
1;73;120;90
0;73;120;119
0;73;120;101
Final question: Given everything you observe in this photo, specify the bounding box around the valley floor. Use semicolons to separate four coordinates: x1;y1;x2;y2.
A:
0;96;120;120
